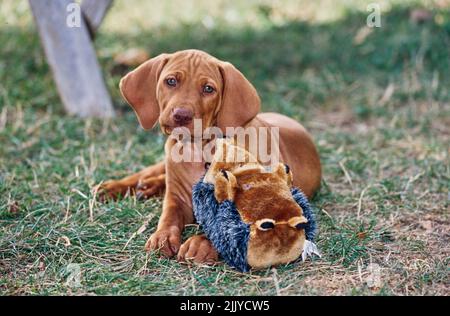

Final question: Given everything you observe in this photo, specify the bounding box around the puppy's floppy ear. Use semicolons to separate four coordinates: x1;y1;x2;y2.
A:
217;62;261;132
119;54;170;129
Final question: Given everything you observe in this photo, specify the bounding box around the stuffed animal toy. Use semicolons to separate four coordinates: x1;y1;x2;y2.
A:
193;139;320;272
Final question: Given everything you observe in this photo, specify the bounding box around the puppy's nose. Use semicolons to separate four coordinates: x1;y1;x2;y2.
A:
172;108;193;126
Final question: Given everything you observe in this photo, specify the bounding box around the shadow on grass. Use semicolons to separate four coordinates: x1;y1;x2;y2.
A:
1;4;449;118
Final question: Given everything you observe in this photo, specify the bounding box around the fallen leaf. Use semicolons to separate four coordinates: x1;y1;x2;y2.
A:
61;236;71;247
357;231;368;240
435;0;450;8
353;26;373;45
114;48;149;67
39;260;45;272
8;201;19;214
410;9;433;23
379;83;395;105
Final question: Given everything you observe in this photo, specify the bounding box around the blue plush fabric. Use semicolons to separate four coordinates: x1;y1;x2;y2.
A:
192;180;251;272
291;188;316;241
192;179;317;272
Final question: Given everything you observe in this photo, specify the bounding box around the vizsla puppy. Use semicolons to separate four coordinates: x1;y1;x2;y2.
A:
99;49;321;264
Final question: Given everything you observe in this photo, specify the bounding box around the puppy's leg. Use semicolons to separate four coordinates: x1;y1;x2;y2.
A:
144;191;187;257
98;161;165;200
177;235;218;264
136;174;166;200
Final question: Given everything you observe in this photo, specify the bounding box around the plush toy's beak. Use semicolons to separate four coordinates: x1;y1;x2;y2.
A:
301;240;321;262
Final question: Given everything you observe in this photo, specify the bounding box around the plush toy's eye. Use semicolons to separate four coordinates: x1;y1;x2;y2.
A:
256;219;276;231
295;222;308;230
260;222;275;229
204;162;211;170
221;169;229;180
288;216;308;230
284;164;290;174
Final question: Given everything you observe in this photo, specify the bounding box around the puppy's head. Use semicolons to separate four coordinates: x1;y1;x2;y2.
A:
120;49;261;135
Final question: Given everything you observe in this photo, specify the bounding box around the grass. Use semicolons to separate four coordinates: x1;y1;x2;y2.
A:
0;0;449;295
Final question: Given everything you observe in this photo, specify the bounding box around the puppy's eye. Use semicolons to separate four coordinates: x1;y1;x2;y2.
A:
203;84;215;94
256;219;276;231
166;77;177;87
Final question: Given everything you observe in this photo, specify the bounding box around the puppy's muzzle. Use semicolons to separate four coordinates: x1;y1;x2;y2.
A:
172;107;193;126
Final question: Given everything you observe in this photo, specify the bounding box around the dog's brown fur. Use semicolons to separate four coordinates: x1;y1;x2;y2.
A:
98;49;321;263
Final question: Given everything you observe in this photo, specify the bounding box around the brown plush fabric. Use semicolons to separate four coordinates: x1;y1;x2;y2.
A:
205;139;308;268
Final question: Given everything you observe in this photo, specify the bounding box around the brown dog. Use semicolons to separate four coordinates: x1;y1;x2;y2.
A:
99;49;321;263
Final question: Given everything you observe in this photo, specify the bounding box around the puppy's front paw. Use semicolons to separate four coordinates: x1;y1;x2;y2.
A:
177;235;218;264
145;226;181;257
